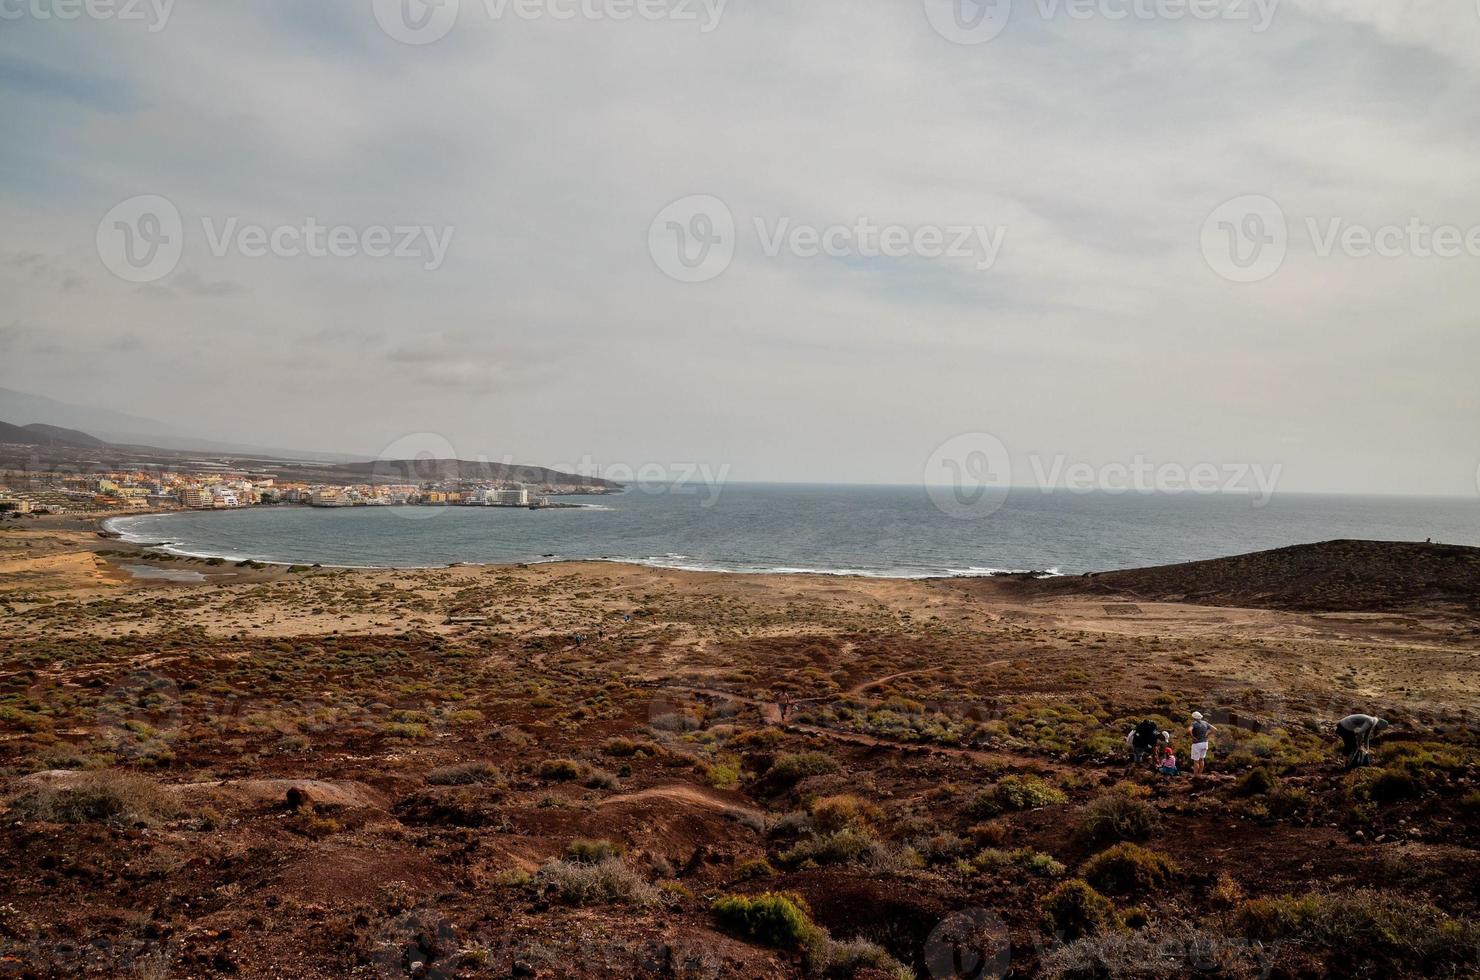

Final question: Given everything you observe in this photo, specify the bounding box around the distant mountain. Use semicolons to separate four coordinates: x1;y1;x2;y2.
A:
323;458;618;488
20;422;110;448
0;419;107;449
0;387;368;462
0;387;187;448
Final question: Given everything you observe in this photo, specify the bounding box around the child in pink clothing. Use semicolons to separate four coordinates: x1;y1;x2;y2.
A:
1156;743;1178;776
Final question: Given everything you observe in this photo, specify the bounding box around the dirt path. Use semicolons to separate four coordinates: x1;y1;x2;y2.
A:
846;667;942;696
599;783;763;820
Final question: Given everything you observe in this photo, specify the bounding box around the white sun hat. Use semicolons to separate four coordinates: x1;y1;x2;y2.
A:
1192;711;1203;720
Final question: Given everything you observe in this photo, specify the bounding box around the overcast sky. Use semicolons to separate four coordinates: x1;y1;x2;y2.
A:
2;0;1477;494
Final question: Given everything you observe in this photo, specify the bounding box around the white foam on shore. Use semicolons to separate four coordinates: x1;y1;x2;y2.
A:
599;556;1065;579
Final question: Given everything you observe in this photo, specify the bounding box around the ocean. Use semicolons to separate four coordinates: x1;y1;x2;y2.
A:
105;484;1480;577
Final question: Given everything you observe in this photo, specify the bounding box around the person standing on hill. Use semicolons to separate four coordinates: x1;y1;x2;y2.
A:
1188;711;1217;775
1336;714;1388;769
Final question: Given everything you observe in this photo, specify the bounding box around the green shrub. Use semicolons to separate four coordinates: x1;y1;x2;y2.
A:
778;827;884;868
706;756;742;789
734;859;775;880
972;848;1065;878
970;775;1067;816
1041;880;1121;942
1232;767;1276;797
1345;767;1422;803
712;892;824;950
770;752;840;785
566;838;623;864
1076;794;1158;845
1081;844;1178;895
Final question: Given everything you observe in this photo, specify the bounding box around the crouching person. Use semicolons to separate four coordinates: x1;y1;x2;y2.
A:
1336;713;1388;770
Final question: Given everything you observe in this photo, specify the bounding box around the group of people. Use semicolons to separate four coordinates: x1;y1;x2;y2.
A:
1126;712;1218;777
1128;710;1391;773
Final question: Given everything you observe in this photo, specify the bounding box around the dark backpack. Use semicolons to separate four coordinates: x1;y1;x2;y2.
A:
1133;720;1159;749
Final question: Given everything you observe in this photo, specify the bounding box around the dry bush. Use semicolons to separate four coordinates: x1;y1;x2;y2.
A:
8;771;181;826
1043;922;1275;979
534;858;660;907
1236;890;1480;974
810;794;878;833
425;761;501;786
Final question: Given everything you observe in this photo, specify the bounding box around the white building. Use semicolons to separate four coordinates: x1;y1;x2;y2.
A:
494;487;529;506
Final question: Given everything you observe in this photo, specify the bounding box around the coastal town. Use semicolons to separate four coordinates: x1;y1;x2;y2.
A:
0;466;611;517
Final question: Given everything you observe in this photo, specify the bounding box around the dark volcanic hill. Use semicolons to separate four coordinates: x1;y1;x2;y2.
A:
1029;539;1480;614
0;420;107;449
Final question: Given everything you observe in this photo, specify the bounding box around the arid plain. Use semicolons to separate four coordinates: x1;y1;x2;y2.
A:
2;518;1478;978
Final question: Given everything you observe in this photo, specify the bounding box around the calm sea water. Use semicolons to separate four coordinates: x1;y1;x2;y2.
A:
106;484;1480;577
